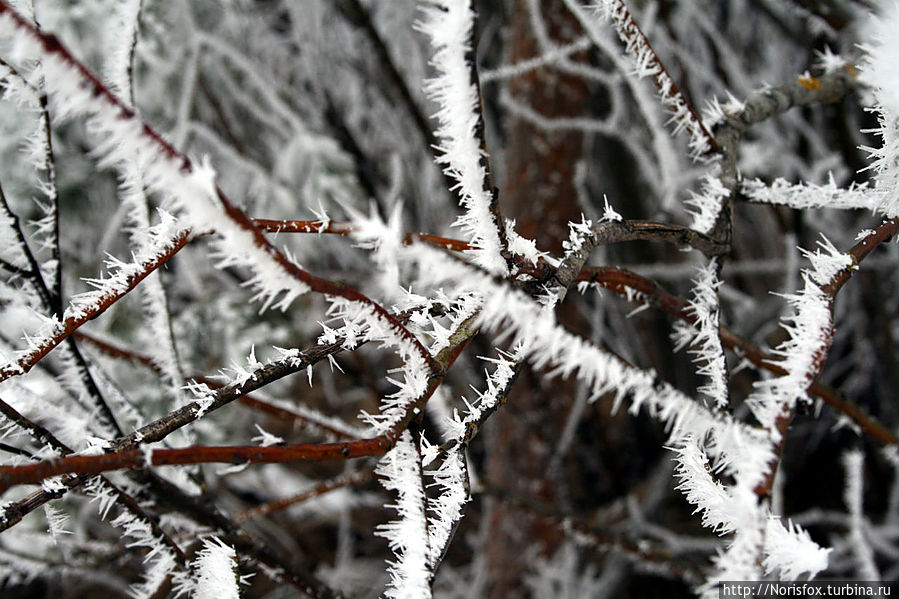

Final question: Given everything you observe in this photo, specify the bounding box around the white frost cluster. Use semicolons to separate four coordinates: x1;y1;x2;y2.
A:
322;298;431;434
686;172;729;235
745;237;851;433
689;239;850;591
702;92;746;131
673;258;728;409
348;202;406;301
743;175;888;215
375;431;432;599
177;537;241;599
98;494;179;599
406;241;830;588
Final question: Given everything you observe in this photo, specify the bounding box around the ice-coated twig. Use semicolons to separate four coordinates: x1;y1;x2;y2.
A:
742;175;890;215
174;536;241;599
860;2;899;196
746;237;852;437
409;244;763;468
104;0;186;419
708;65;858;241
418;0;510;275
408;243;835;586
672;258;728;409
0;221;191;384
0;59;62;311
0;181;126;436
591;0;716;159
375;430;432;599
842;450;879;580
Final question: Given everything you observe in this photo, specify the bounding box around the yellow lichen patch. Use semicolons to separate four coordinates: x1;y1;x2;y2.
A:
844;64;858;78
798;75;821;90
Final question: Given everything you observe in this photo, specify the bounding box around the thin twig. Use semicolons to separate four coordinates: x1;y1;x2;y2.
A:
0;309;475;490
598;0;717;157
465;3;512;266
0;181;125;436
0;228;192;384
754;217;899;497
252;218;473;251
234;466;375;522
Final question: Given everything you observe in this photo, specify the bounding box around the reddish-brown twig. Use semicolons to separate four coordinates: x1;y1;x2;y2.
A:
235;466;375;522
576;264;898;447
253;218;473;252
0;310;477;492
596;0;718;156
754;218;899;497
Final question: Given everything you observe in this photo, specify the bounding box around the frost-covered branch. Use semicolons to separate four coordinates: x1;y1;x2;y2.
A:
708;64;859;240
0;303;476;489
0;226;191;384
589;0;717;158
419;0;510;274
0;181;129;436
0;2;896;595
577;265;898;446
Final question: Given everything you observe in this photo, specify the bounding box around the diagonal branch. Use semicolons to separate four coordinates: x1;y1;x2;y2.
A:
583;0;717;157
710;64;859;242
0;228;192;384
234;466;375;523
754;218;899;497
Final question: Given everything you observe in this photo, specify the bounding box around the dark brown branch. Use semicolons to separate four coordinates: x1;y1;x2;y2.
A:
74;331;358;441
0;397;187;566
